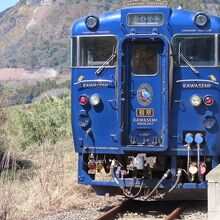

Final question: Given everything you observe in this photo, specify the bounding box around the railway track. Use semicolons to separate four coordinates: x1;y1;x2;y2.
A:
96;200;189;220
96;200;130;220
164;202;188;220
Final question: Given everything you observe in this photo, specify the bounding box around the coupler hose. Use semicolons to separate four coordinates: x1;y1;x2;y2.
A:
143;169;171;200
160;169;182;199
111;163;144;199
111;161;171;200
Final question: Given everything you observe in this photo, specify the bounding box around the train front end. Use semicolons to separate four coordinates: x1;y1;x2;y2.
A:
71;2;220;200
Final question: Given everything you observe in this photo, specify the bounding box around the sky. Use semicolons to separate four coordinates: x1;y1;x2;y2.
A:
0;0;19;13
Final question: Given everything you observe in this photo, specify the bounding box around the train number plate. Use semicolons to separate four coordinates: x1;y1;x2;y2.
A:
136;108;154;117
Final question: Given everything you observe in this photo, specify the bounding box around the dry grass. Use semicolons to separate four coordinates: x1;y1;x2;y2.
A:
0;152;18;220
0;139;95;220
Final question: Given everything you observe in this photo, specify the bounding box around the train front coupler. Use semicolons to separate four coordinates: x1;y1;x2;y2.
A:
110;158;183;200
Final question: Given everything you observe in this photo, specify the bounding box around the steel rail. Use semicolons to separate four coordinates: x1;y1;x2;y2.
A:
96;200;130;220
96;200;189;220
164;201;188;220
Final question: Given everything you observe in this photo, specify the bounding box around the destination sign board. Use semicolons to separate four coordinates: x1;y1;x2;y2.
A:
127;13;164;26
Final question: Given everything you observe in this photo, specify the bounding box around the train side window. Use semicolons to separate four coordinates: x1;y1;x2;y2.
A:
173;35;215;67
71;37;77;67
131;43;158;75
79;36;117;67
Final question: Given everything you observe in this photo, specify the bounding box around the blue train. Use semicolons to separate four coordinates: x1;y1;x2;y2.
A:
71;1;220;200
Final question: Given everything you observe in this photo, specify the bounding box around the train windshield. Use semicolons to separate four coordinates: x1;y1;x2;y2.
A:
76;36;117;67
173;35;215;66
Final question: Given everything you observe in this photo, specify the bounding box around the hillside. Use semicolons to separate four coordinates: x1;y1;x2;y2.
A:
0;0;219;73
0;0;125;73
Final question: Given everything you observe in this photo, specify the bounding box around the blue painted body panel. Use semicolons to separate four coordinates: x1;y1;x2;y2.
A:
71;5;220;193
171;67;220;156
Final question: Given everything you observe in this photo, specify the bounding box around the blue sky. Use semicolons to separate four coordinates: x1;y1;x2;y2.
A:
0;0;19;13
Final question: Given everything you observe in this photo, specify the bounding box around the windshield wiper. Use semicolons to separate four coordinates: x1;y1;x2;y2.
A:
178;52;199;75
95;49;117;75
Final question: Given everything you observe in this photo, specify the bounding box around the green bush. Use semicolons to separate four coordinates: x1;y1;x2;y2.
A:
7;96;71;150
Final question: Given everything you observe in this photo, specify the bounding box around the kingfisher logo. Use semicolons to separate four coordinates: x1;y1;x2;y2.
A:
137;83;153;106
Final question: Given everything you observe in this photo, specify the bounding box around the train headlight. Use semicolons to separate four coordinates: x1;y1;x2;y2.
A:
85;16;99;29
90;94;101;106
204;96;214;106
190;95;202;107
194;13;209;27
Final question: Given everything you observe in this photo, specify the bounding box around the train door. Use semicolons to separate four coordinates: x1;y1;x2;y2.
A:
121;37;169;150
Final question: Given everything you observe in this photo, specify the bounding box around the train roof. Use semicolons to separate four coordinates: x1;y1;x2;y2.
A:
71;6;220;36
